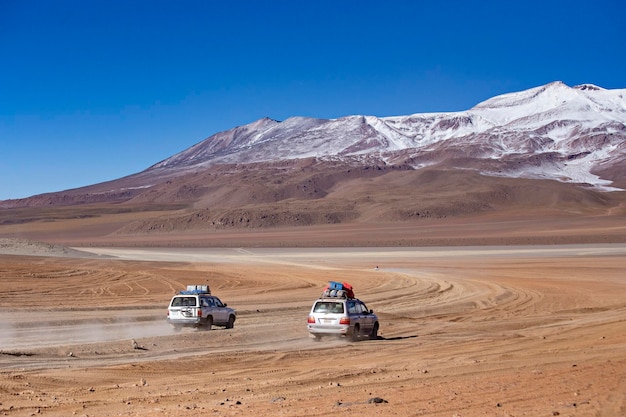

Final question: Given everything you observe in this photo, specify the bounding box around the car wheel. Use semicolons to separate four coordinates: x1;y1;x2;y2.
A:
204;316;213;330
226;315;235;329
369;322;379;340
350;324;360;342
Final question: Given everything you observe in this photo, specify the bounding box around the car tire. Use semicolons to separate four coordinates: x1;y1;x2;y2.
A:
350;324;360;342
226;315;235;329
204;316;213;330
369;322;379;340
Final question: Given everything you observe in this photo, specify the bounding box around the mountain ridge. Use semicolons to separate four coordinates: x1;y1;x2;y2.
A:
1;81;625;224
144;81;625;191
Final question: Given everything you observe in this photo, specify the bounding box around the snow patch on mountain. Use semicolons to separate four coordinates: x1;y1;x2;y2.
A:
150;82;626;191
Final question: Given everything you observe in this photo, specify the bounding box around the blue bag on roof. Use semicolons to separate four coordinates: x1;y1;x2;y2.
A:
329;281;343;291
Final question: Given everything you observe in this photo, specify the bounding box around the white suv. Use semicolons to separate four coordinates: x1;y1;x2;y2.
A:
167;285;236;331
307;296;379;341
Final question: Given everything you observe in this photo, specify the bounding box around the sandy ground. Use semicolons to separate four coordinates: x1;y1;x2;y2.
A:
0;242;625;417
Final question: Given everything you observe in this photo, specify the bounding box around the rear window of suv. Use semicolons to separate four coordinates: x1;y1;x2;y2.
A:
313;301;344;314
171;296;197;307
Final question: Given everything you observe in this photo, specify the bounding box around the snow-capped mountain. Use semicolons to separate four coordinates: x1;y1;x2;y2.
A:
151;81;626;191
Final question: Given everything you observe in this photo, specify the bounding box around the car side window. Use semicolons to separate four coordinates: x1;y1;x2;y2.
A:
347;301;358;314
213;297;224;307
200;297;210;307
359;302;368;313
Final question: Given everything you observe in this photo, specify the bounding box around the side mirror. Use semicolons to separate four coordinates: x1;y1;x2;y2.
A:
369;309;374;314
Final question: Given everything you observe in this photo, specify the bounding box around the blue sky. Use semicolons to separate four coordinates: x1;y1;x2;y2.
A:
1;0;625;200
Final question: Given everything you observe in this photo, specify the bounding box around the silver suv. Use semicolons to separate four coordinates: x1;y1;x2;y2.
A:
307;297;379;341
167;286;236;331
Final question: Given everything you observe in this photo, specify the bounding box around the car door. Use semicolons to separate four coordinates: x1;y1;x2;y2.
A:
211;296;228;324
357;300;374;333
171;296;198;320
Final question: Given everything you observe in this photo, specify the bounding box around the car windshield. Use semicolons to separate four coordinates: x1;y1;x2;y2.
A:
313;301;344;314
171;296;197;307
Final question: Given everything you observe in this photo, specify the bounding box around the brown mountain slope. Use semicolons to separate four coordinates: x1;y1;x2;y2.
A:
1;163;624;247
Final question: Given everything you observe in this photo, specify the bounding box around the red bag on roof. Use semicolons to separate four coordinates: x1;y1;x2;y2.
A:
342;282;354;298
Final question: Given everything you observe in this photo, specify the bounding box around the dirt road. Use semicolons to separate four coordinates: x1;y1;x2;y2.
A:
1;245;625;416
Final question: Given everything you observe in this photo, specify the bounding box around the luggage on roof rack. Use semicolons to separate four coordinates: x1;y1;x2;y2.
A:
321;281;355;299
329;281;343;290
179;284;211;295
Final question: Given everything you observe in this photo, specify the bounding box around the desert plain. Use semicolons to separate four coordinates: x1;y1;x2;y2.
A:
0;212;625;417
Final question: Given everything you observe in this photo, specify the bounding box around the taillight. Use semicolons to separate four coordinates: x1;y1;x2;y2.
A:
307;316;316;324
197;309;202;317
339;317;350;325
